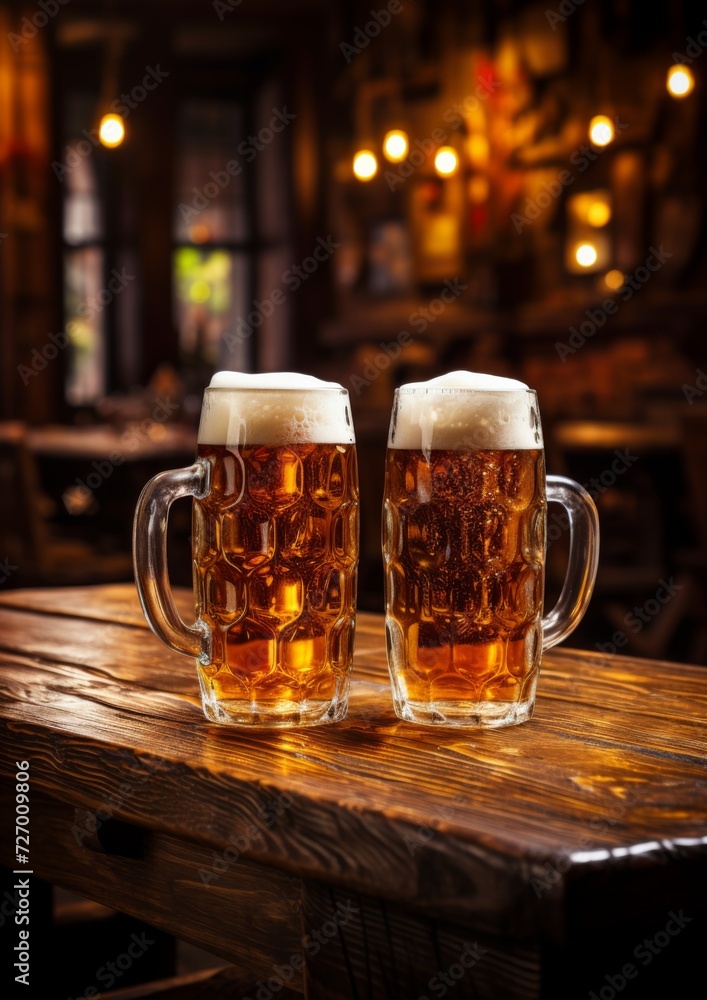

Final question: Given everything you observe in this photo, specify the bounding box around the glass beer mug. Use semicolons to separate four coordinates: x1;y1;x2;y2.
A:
382;372;599;728
134;372;359;726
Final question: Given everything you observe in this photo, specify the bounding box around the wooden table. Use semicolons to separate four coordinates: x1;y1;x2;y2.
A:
0;586;705;999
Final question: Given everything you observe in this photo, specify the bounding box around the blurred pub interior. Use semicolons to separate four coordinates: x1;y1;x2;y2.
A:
1;0;707;667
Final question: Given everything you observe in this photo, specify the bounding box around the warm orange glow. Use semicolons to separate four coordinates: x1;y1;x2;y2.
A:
188;223;211;243
98;113;125;148
587;201;611;227
575;243;598;267
589;115;614;147
468;176;489;203
667;65;695;98
466;133;489;167
434;146;459;177
383;130;409;162
353;149;378;180
605;269;624;290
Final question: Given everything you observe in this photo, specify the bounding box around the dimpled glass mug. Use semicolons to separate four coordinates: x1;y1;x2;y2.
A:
382;371;599;728
134;372;359;726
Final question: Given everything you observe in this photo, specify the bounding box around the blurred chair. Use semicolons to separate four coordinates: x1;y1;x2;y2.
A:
0;422;133;586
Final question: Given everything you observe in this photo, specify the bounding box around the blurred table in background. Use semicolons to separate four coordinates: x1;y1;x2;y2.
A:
24;424;198;588
28;423;198;462
547;416;699;661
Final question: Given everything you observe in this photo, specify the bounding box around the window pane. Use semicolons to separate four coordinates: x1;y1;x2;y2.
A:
174;101;247;243
174;248;249;370
63;142;103;245
64;248;106;404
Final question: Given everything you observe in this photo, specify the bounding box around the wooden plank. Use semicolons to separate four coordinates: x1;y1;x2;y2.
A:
301;880;540;1000
0;787;303;986
102;967;300;999
1;586;706;944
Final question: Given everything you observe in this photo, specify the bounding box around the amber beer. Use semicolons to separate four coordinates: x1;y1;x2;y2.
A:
383;372;553;727
384;446;545;716
194;439;358;723
133;372;358;727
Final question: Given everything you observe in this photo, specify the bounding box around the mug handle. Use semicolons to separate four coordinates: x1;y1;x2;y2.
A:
133;461;213;665
542;475;600;650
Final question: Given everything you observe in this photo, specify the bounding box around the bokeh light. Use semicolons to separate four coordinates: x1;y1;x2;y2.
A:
383;130;409;163
353;150;378;180
98;113;125;148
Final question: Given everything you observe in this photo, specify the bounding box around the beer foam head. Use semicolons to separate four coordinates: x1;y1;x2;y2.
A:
390;371;542;451
198;371;355;446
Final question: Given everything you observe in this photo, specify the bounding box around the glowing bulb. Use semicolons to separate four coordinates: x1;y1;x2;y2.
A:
667;65;694;98
576;243;598;268
98;113;125;148
434;146;459;177
605;269;624;290
587;201;611;227
589;115;614;147
383;130;408;163
353;150;378;181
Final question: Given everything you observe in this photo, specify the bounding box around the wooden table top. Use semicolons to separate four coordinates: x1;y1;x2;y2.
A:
0;584;705;942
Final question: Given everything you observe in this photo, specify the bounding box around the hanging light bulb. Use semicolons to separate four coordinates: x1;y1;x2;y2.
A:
383;130;409;163
575;243;598;268
667;64;695;98
99;113;125;148
434;147;459;177
589;115;615;147
353;149;378;181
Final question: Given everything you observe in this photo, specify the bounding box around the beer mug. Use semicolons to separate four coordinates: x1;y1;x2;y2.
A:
382;372;599;728
134;372;359;726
